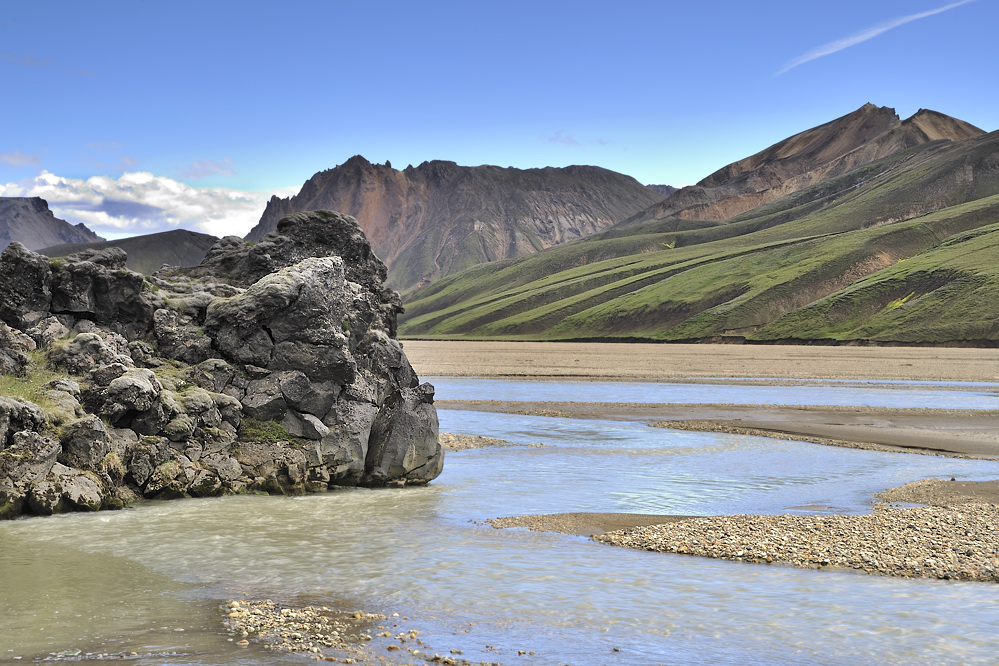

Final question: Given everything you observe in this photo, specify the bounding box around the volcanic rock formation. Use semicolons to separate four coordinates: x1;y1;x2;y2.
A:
0;211;441;520
629;104;985;224
246;157;665;290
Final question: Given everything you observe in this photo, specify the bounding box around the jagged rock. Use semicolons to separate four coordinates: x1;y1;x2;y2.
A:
364;384;442;486
50;331;134;375
127;340;161;367
0;242;53;329
205;256;357;383
0;321;36;375
278;370;338;417
89;362;129;387
48;249;152;333
59;415;112;470
28;462;104;514
99;368;162;423
0;431;61;487
26;316;72;348
144;454;198;498
240;376;287;421
152;308;213;364
234;441;308;494
281;410;330;440
190;358;236;393
0;396;48;447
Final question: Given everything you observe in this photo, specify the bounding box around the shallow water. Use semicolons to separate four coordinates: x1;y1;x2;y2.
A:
3;382;999;664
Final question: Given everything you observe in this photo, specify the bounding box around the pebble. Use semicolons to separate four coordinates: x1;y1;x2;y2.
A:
596;502;999;582
439;433;546;451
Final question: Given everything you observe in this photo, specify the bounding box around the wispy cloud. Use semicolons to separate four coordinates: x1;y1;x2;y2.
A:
548;130;582;147
776;0;976;76
1;52;95;77
0;171;299;238
178;158;236;180
1;53;54;67
0;151;41;168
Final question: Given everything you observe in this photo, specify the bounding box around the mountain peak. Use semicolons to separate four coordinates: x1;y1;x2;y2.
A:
1;196;104;251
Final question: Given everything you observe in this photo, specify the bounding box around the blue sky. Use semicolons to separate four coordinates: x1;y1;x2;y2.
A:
1;0;995;239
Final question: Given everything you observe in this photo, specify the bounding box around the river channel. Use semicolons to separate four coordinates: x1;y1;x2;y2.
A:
2;378;999;664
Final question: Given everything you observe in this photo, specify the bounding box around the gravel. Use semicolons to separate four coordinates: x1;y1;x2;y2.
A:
439;433;546;451
223;599;505;665
596;503;999;582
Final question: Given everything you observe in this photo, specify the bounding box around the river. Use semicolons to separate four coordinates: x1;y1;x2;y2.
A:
2;378;999;664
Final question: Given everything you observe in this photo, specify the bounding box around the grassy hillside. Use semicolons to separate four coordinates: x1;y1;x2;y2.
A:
399;131;999;345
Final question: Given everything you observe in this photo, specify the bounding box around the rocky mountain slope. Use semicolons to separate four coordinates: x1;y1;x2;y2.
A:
0;211;441;520
246;156;664;291
40;229;218;274
400;107;999;345
0;197;103;251
628;104;984;225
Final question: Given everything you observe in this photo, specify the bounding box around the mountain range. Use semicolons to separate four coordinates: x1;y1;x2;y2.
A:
0;197;103;251
246;156;664;291
400;105;999;345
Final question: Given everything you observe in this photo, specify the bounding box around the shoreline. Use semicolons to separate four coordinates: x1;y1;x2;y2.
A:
486;479;999;583
437;399;999;460
418;340;999;583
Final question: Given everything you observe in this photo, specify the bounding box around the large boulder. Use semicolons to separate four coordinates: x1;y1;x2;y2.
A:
0;209;443;519
0;242;53;329
364;384;442;486
205;256;357;382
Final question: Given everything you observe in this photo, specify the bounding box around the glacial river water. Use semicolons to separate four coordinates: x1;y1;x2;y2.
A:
2;378;999;664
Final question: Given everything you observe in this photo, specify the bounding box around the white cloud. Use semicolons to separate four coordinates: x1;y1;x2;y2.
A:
1;170;300;238
0;151;41;167
776;0;976;76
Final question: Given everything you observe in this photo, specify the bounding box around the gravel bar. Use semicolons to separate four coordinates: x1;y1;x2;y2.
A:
595;503;999;582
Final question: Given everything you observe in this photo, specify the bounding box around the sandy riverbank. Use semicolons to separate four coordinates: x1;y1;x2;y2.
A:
409;340;999;459
403;340;999;383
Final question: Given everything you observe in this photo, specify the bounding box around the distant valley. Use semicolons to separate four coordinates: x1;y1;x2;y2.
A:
400;104;999;346
5;103;996;346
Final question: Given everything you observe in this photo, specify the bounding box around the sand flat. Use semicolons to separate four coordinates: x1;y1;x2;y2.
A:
403;340;999;383
409;340;999;459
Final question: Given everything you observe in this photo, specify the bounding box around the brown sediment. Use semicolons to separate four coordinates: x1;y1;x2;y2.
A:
403;340;999;383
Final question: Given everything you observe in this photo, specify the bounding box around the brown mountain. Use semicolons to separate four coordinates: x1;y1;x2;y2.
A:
0;197;103;251
39;229;219;275
246;156;664;291
630;104;985;224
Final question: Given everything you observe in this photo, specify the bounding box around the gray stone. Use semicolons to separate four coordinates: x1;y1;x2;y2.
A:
50;331;134;375
59;415;111;470
364;384;442;486
99;368;162;422
0;431;61;487
241;376;287;421
0;242;53;329
27;462;103;514
0;396;48;447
